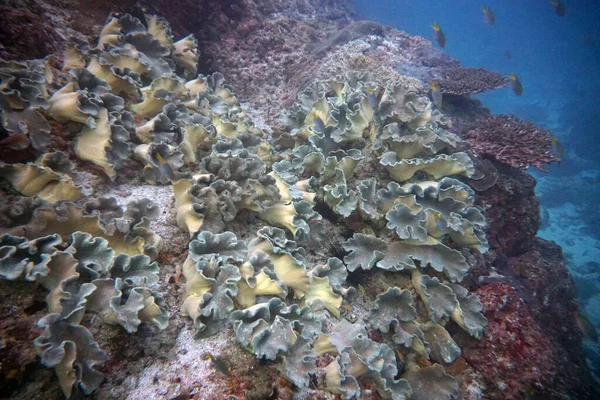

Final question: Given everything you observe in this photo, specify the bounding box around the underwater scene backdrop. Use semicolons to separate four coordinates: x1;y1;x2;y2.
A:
0;0;599;399
356;0;600;376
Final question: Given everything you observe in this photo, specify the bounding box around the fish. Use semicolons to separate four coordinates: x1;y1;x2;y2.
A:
432;22;446;48
156;152;167;164
432;210;447;231
312;114;325;133
575;311;598;341
341;304;353;313
550;137;564;159
482;6;495;25
583;34;596;48
509;73;523;96
358;284;366;297
169;393;190;400
430;82;443;109
205;352;230;375
366;92;378;109
540;208;550;229
551;0;566;17
504;49;512;59
5;369;18;380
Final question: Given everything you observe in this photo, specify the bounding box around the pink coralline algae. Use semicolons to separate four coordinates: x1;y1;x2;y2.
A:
464;114;560;171
463;283;557;399
476;167;540;255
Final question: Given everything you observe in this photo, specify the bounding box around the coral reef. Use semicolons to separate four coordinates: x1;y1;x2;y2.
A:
464;114;560;171
436;67;510;96
0;57;53;163
461;283;557;399
0;1;597;400
0;231;168;397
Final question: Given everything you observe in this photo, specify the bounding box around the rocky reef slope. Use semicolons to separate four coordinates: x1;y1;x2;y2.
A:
0;1;597;399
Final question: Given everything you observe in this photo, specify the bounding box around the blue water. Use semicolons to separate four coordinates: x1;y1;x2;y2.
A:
355;0;600;374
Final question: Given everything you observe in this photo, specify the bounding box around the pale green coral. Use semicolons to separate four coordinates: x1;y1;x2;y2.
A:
0;234;61;280
2;229;168;398
369;287;417;332
34;314;107;399
324;319;412;400
182;263;241;338
46;82;101;126
0;60;52;148
421;322;461;364
380;151;474;182
403;364;459;400
344;233;469;282
0;162;83;203
131;77;187;118
230;297;322;360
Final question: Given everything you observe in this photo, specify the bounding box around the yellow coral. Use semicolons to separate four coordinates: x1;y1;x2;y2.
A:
75;108;114;178
0;163;82;203
173;179;205;237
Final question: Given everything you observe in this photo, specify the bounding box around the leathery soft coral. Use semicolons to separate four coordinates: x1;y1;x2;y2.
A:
1;231;168;398
243;73;486;398
172;72;488;400
0;57;52;159
0;190;166;398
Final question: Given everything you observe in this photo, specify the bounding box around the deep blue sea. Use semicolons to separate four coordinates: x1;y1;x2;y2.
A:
354;0;600;375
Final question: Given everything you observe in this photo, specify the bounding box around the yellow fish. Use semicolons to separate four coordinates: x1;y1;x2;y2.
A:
156;153;167;164
551;0;566;17
575;311;598;341
550;137;564;159
482;6;495;25
311;111;325;133
358;284;366;297
509;73;523;96
428;210;447;232
430;82;443;109
432;22;446;48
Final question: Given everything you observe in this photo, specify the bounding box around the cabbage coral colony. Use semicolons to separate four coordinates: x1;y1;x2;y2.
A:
0;13;489;399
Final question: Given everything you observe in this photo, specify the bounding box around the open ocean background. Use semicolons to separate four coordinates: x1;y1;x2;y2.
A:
354;0;600;376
